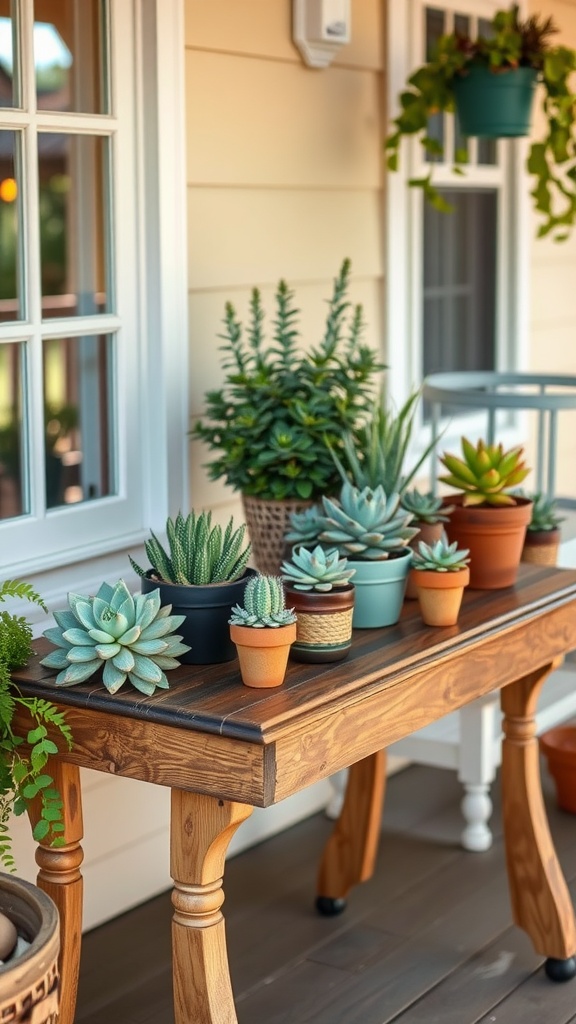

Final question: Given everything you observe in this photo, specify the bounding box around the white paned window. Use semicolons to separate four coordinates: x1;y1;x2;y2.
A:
0;1;188;579
386;0;529;440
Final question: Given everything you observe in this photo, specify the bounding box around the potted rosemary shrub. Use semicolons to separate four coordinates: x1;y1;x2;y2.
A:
409;536;471;627
129;510;254;664
229;575;297;688
280;545;355;663
401;489;455;599
520;492;565;567
191;259;382;574
386;5;576;241
438;437;532;589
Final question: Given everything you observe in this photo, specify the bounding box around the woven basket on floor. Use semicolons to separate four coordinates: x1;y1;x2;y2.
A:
241;495;313;575
0;876;60;1024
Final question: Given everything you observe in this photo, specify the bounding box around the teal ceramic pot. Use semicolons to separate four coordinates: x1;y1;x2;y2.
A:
142;568;257;664
453;65;537;138
350;549;412;629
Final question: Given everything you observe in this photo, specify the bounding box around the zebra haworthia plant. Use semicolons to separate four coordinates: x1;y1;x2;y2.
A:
411;536;470;572
41;580;190;695
129;510;251;586
229;574;297;628
280;545;355;592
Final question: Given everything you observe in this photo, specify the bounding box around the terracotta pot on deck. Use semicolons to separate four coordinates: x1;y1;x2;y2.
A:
540;727;576;814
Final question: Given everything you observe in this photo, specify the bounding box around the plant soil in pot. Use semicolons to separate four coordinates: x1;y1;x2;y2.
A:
540;726;576;814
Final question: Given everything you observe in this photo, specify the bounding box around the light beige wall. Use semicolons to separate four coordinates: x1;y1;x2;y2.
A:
184;0;385;516
528;0;576;499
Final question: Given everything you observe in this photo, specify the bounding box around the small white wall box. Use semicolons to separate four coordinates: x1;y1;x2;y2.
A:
293;0;351;68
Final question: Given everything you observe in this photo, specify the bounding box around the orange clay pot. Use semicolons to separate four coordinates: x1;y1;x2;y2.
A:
444;495;532;590
409;566;470;626
229;622;297;688
405;521;445;599
539;727;576;814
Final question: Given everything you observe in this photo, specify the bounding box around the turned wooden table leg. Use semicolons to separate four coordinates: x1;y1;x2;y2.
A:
501;661;576;980
170;788;253;1024
316;750;386;915
28;761;84;1024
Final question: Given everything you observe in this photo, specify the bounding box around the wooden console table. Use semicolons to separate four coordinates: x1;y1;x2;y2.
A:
12;564;576;1024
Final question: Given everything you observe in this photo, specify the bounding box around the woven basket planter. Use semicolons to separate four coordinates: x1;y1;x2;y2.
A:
284;584;355;663
241;495;313;575
0;877;60;1024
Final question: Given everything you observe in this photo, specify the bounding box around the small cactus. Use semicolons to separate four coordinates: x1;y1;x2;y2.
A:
401;488;454;524
129;510;251;585
438;437;530;507
40;580;190;695
411;536;470;572
229;574;297;628
281;545;355;592
317;481;418;560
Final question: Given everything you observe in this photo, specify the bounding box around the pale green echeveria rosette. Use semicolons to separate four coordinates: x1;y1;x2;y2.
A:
40;580;190;695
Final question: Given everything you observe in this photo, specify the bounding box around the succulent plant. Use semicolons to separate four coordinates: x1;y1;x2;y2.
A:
40;580;190;695
280;545;355;592
229;574;297;628
284;505;323;547
317;481;419;560
401;488;454;524
129;510;251;585
411;536;470;572
524;492;565;532
438;437;530;507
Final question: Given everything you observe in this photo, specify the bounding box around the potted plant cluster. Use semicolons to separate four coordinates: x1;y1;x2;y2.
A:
191;259;383;574
401;488;455;598
280;545;355;663
229;575;297;688
129;510;254;664
409;536;471;627
520;491;565;566
385;5;576;241
438;437;532;589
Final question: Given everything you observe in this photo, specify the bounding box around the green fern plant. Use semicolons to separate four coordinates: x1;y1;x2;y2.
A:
0;579;73;872
129;510;251;585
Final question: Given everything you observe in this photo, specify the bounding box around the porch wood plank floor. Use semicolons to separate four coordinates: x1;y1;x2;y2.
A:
74;761;576;1024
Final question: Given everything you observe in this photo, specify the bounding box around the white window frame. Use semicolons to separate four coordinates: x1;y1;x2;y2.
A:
1;0;188;612
385;0;531;467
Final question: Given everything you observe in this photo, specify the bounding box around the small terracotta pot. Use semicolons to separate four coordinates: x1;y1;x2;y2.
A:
405;521;445;599
540;727;576;813
444;495;532;589
230;622;297;687
284;584;355;663
409;566;470;626
521;528;561;568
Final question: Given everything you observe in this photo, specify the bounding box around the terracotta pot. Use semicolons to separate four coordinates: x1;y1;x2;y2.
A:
405;521;444;599
443;495;532;590
540;727;576;813
284;584;355;663
350;548;413;628
409;566;470;626
521;528;561;568
229;622;297;687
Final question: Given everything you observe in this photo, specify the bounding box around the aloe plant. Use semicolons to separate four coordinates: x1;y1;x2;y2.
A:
229;575;297;628
401;489;454;524
40;580;190;695
129;510;251;585
438;438;530;507
411;536;470;572
318;481;419;560
281;545;355;592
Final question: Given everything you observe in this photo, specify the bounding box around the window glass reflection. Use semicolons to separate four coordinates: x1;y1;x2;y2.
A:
0;4;15;108
0;342;26;520
38;133;109;318
34;0;108;114
43;334;115;509
0;129;21;322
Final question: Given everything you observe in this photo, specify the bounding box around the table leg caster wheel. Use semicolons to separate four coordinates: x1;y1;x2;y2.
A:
544;957;576;982
315;896;347;917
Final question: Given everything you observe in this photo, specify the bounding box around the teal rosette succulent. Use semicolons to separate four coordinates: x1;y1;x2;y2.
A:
280;545;355;591
40;580;190;695
411;536;470;572
401;488;454;524
317;481;419;559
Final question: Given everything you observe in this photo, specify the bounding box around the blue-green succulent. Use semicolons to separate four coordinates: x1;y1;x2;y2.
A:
411;536;470;572
280;545;355;591
229;574;297;628
41;580;190;695
401;488;454;524
318;481;418;559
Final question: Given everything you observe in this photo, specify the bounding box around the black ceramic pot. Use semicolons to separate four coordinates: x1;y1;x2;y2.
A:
141;568;256;665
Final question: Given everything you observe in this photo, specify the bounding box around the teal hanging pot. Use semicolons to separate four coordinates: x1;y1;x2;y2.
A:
453;65;538;138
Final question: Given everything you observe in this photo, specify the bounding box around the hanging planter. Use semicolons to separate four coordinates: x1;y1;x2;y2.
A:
453;65;538;138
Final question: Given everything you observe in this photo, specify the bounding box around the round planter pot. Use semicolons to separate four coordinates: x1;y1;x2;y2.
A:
522;528;561;568
229;622;297;687
405;521;444;600
284;584;355;663
409;566;470;627
142;569;257;665
350;549;412;629
540;727;576;814
453;65;537;138
241;495;313;576
0;876;60;1024
444;495;532;590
